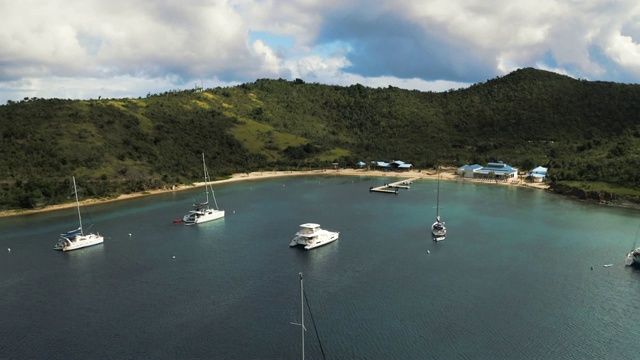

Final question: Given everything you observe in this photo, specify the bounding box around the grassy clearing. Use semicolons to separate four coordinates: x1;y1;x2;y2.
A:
191;100;210;109
317;148;351;162
229;117;307;156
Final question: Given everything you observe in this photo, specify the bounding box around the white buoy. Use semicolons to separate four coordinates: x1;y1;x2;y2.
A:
7;248;10;252
233;210;235;213
427;250;430;254
172;256;176;259
128;233;132;236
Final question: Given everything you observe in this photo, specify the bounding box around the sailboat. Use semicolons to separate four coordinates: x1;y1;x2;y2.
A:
291;272;307;360
53;177;104;251
625;223;640;267
182;153;225;225
290;272;326;360
431;171;446;241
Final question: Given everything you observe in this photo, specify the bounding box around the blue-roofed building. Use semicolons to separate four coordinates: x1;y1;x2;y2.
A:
527;166;548;182
473;162;518;179
371;161;391;171
457;164;483;178
390;160;413;171
371;160;413;171
397;163;413;171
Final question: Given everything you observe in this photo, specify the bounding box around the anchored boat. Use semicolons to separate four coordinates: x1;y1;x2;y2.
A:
53;177;104;251
289;223;339;250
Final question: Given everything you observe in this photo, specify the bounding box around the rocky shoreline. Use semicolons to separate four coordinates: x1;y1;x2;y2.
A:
548;183;640;210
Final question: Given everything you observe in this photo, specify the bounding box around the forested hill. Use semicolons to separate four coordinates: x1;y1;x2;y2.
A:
2;67;640;210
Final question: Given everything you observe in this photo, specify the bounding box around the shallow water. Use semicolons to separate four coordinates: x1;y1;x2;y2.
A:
1;175;639;359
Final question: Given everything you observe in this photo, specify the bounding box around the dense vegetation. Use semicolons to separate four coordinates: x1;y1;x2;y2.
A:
2;68;640;210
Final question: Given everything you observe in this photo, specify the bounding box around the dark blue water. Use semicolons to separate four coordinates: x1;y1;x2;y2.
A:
1;175;640;359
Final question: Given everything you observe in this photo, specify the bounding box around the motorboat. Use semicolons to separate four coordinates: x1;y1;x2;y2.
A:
289;223;339;250
54;177;104;251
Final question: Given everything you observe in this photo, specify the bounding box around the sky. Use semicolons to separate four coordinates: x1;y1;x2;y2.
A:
2;0;640;104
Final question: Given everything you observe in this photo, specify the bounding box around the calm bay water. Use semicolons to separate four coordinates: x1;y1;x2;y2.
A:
1;175;640;359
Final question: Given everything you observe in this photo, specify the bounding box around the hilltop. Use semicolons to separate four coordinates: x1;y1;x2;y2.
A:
2;67;640;210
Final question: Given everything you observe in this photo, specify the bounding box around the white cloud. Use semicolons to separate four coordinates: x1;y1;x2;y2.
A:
606;34;640;71
2;0;640;104
250;39;283;76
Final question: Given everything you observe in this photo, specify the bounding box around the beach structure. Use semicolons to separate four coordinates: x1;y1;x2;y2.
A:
527;166;548;182
392;160;413;172
371;161;391;171
457;164;483;178
474;162;518;179
370;160;413;172
458;162;518;180
369;178;417;194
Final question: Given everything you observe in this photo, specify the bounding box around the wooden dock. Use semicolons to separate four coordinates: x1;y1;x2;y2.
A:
369;178;418;194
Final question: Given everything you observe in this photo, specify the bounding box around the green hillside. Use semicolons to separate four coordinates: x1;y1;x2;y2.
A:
2;68;640;210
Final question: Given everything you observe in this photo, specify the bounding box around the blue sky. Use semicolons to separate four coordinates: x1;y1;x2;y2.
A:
1;0;640;104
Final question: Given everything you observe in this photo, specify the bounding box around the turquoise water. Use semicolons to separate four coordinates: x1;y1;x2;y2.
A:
1;175;639;359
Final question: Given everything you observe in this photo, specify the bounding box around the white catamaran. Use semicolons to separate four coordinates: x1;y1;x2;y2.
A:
182;153;225;225
431;172;446;241
54;177;104;251
289;223;339;250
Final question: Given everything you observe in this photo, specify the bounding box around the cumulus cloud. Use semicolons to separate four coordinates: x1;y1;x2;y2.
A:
1;0;640;103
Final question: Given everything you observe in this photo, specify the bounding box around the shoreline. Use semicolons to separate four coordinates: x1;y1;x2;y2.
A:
0;168;550;218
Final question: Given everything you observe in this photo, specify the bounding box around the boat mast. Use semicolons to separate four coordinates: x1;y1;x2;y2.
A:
436;169;440;219
632;222;640;250
73;176;83;235
203;152;220;210
202;152;210;209
290;272;306;360
300;272;305;360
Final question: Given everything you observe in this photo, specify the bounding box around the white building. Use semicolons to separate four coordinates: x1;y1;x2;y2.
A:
456;161;518;180
528;166;548;182
457;164;483;178
472;162;518;179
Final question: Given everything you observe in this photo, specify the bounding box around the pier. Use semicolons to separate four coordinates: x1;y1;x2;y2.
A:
369;178;418;195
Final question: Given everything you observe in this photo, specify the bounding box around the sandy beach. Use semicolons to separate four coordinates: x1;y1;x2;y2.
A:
0;167;549;218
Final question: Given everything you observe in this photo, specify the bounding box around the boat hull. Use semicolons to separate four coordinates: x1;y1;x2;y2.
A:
432;221;446;241
54;234;104;251
626;248;640;267
183;209;225;225
289;232;339;250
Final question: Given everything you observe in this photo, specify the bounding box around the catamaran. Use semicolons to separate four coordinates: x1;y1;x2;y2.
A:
53;177;104;251
431;172;446;241
182;153;225;225
289;223;339;250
